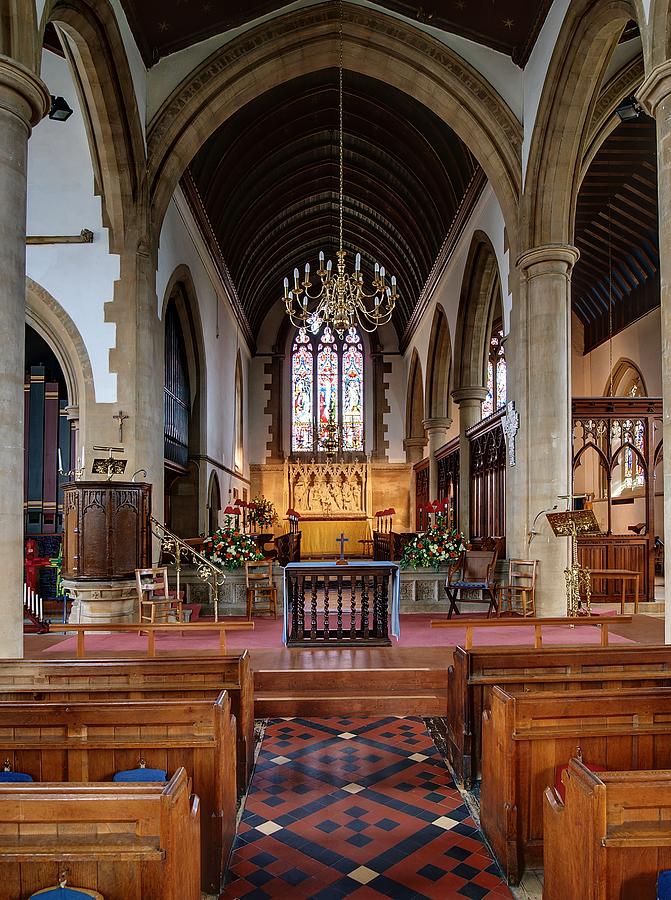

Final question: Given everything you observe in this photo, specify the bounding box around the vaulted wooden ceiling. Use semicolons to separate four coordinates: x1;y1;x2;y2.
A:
189;69;477;339
573;116;659;353
119;0;552;66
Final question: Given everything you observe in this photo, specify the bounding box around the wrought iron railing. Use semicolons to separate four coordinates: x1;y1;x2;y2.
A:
150;516;226;622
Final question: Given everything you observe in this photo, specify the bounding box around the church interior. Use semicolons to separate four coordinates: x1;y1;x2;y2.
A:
3;0;671;897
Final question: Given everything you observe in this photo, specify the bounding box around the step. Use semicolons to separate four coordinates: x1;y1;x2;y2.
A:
254;667;448;693
255;689;447;718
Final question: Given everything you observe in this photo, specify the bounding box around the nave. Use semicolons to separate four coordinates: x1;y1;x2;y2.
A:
223;716;510;900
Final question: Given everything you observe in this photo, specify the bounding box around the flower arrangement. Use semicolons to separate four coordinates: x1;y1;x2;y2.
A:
401;499;467;570
203;525;263;571
247;495;278;530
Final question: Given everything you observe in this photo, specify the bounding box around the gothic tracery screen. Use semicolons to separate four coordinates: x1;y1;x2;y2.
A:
291;325;364;454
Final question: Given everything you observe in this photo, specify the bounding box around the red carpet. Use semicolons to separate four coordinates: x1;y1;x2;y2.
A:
43;613;633;655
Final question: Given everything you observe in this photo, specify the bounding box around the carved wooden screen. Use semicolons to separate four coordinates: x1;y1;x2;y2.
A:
414;459;429;530
468;411;505;544
572;397;662;600
437;439;459;529
164;300;190;470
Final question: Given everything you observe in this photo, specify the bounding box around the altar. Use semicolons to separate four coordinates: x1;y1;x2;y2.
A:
283;561;400;647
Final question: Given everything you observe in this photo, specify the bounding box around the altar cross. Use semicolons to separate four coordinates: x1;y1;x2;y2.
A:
336;532;349;559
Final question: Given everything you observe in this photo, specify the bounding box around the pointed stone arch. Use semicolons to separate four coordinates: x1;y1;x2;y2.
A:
234;350;244;473
25;276;95;413
522;0;642;250
148;3;521;248
425;304;452;421
404;350;426;463
43;0;145;252
207;471;221;534
453;232;502;396
604;357;648;397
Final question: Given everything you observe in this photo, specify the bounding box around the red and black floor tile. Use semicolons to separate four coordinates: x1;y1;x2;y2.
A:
221;716;511;899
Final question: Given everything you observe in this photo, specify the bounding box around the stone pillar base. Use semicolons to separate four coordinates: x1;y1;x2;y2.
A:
63;579;138;624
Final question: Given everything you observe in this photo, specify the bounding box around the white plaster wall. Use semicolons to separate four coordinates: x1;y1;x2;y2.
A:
249;356;272;463
521;0;570;185
146;0;522;122
403;184;510;450
27;49;119;404
109;0;148;135
156;193;251;500
571;307;662;398
385;355;406;462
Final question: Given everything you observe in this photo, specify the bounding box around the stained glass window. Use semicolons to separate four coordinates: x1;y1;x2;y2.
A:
291;330;313;452
342;328;364;451
482;329;506;418
290;325;365;454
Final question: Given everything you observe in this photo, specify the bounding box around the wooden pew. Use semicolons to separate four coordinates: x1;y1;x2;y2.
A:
0;767;200;900
0;653;254;794
480;684;671;883
544;760;671;900
448;644;671;786
0;693;235;894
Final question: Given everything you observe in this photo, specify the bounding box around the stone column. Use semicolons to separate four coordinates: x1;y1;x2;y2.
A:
515;245;579;617
403;435;427;465
423;416;451;500
639;64;671;643
452;388;487;538
0;57;50;656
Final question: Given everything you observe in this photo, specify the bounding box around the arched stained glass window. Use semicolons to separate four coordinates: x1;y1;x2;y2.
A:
342;329;364;451
482;329;506;418
291;325;364;454
291;330;313;452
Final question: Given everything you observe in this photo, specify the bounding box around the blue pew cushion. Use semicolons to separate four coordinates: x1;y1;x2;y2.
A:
0;770;32;782
30;888;104;899
658;869;671;899
112;767;167;782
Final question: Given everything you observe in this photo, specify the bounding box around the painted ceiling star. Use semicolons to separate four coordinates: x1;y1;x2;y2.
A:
158;20;169;32
503;17;514;29
455;0;465;9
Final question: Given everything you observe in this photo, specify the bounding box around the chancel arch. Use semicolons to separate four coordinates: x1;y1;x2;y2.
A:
147;2;521;248
605;358;649;397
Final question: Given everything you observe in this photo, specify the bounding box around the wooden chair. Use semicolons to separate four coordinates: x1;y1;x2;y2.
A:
444;538;502;618
498;558;538;617
136;567;183;623
245;560;277;619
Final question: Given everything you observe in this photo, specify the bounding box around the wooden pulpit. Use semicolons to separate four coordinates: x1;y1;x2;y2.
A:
62;481;151;580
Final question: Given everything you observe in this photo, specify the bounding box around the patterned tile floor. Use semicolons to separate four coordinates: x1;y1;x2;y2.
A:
221;717;512;899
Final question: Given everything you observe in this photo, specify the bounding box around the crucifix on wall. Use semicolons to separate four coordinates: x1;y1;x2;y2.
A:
113;410;129;443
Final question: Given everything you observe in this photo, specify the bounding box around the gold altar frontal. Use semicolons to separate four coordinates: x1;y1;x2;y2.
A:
296;519;370;557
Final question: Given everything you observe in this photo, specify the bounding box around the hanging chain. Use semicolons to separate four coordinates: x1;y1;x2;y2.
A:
608;200;614;398
338;0;344;253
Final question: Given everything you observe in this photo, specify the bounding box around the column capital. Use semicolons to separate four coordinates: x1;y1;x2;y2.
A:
0;55;50;130
637;60;671;118
516;244;580;276
451;386;488;405
422;416;451;433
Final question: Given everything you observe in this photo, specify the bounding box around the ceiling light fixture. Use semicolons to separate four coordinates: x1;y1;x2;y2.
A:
281;0;398;337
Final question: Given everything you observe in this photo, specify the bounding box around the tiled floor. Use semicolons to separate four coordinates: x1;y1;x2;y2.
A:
221;717;512;899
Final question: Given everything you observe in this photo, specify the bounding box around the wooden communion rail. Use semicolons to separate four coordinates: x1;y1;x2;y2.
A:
430;615;630;649
48;620;254;657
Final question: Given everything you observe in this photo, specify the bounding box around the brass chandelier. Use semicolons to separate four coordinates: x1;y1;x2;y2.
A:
281;0;398;337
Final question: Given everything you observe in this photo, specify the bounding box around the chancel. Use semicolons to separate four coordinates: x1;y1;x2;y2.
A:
3;1;671;897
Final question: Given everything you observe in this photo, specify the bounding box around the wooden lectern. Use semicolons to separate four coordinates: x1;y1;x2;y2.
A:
547;509;600;616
